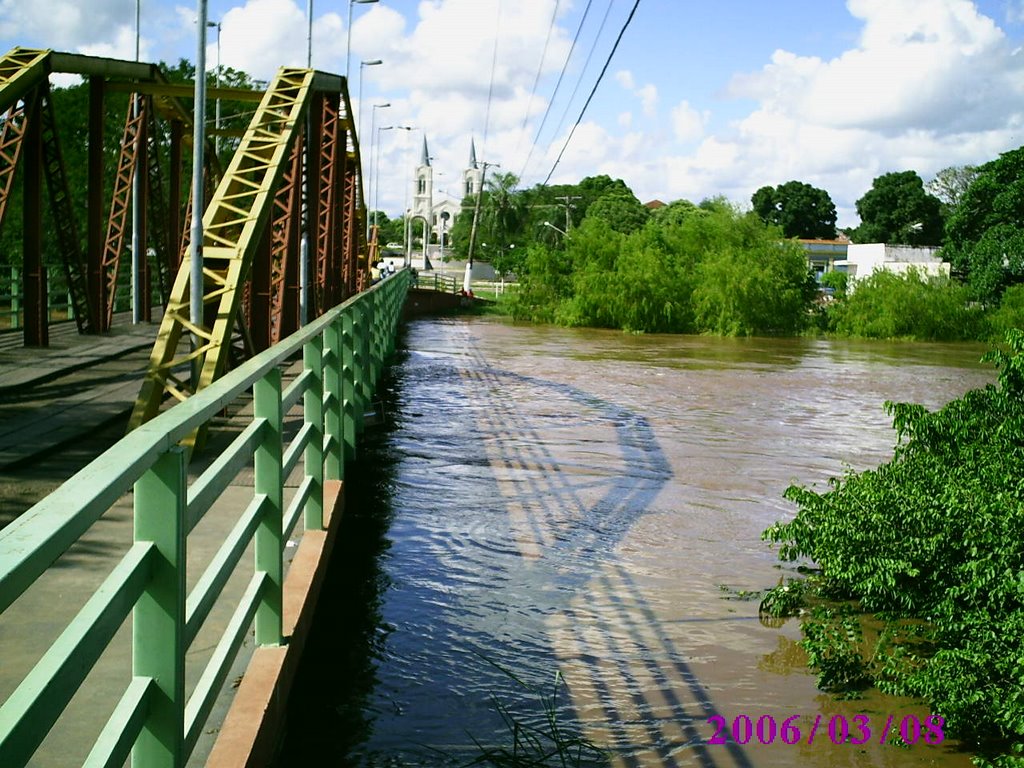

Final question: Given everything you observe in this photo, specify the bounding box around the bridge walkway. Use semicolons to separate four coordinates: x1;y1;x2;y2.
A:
0;272;411;768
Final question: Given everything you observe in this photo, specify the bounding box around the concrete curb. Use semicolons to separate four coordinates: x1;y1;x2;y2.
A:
206;479;346;768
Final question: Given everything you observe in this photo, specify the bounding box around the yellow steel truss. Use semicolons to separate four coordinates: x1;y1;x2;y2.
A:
0;48;50;113
129;67;314;429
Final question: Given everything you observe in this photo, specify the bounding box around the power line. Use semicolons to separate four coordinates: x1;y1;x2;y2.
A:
542;0;641;186
481;0;503;159
513;0;561;164
516;0;596;183
537;0;615;179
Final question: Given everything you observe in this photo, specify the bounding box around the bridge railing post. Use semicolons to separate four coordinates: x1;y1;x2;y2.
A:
341;307;358;463
303;335;325;529
354;300;370;433
368;292;385;393
253;368;283;646
324;316;344;480
132;446;186;768
385;279;397;356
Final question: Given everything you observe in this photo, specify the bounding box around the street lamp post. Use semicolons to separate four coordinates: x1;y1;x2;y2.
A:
373;125;413;241
358;59;382;184
346;0;379;81
366;103;390;239
543;220;567;236
190;0;210;381
131;0;143;322
206;21;221;156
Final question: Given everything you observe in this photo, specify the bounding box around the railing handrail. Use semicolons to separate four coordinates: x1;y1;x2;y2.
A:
412;271;460;294
0;268;411;767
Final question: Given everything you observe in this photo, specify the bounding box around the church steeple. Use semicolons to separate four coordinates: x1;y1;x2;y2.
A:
463;138;483;200
421;136;431;167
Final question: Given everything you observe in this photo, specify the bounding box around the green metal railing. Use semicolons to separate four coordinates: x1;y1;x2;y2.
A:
412;271;459;294
0;269;410;767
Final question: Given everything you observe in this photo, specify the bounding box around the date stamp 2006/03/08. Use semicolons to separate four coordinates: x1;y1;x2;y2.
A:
707;714;945;747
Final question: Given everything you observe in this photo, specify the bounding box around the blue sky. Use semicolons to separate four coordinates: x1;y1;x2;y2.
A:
2;0;1023;226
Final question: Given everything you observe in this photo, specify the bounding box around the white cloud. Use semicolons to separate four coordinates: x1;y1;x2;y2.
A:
614;68;657;117
695;0;1024;225
671;100;707;143
216;0;308;80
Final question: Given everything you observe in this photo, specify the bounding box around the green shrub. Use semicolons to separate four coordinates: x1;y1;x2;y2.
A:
762;330;1024;762
828;268;983;340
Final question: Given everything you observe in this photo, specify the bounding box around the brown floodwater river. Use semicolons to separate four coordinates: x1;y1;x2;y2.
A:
279;316;997;767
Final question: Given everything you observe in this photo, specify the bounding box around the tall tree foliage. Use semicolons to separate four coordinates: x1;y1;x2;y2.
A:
927;164;979;211
513;205;817;336
583;189;650;234
943;146;1024;303
853;170;944;246
751;180;838;239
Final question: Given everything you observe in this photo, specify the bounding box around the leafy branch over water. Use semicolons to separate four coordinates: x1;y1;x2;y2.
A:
761;329;1024;766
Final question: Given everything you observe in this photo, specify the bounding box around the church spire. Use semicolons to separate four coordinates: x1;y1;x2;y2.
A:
468;137;478;169
420;136;431;167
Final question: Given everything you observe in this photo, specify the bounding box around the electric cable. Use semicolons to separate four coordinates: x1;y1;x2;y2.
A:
481;0;504;160
536;0;615;181
513;0;561;166
516;0;595;183
542;0;641;186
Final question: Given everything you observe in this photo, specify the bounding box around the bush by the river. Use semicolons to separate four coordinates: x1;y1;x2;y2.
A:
508;201;1024;343
511;206;819;336
822;267;984;341
761;330;1024;766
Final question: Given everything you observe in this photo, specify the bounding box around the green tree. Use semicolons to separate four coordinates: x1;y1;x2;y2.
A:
852;170;944;246
943;145;1024;303
649;199;704;228
691;212;818;336
583;189;649;234
762;330;1024;760
369;211;404;247
481;171;525;275
751;180;837;239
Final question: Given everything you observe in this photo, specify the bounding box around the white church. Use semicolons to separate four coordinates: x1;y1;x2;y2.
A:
402;137;483;271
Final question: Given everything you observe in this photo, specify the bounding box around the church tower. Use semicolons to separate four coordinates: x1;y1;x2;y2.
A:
411;135;433;225
463;138;483;200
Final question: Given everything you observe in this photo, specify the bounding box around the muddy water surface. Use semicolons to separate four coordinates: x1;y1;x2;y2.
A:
282;317;996;767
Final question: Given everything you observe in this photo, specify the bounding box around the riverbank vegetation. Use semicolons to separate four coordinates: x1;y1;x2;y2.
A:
445;146;1024;343
761;330;1024;766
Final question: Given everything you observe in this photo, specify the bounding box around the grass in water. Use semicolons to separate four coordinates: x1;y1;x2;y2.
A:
460;656;610;767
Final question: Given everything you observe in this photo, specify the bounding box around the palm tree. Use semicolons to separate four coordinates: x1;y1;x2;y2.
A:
480;171;525;278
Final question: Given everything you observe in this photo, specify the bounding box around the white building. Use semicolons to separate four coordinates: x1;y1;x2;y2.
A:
838;244;950;281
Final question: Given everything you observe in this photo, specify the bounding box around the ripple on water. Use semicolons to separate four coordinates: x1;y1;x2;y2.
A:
285;319;989;767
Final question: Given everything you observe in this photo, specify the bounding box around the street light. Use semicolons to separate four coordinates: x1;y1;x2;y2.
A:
346;0;379;80
374;125;414;233
366;103;391;239
543;220;567;236
131;0;142;322
358;58;382;174
206;20;221;156
190;0;211;378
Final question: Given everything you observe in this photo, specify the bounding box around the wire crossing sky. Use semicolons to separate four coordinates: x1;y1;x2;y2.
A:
4;0;1023;225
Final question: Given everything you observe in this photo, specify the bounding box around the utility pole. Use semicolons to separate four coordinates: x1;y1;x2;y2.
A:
555;194;581;233
465;160;497;294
